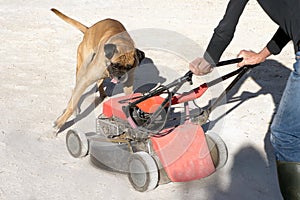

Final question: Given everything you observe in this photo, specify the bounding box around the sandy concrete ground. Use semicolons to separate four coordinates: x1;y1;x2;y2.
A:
0;0;294;199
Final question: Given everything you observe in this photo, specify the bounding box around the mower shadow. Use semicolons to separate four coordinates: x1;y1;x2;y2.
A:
203;59;290;132
57;57;166;133
179;59;290;199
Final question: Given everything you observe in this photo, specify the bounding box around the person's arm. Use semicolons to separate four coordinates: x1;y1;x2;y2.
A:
204;0;249;65
190;0;248;75
237;27;291;66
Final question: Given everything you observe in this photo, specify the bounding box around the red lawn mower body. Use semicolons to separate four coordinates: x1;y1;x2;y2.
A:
102;93;216;182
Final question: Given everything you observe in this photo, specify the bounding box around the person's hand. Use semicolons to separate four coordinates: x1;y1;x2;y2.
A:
189;57;213;76
237;48;270;67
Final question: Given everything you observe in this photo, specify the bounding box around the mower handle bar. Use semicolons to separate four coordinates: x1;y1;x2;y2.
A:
123;57;253;132
184;57;244;78
126;57;244;108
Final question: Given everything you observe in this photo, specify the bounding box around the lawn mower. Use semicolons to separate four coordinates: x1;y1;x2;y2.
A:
65;57;256;192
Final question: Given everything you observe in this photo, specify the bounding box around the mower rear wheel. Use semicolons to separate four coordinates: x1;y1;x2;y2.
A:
66;129;89;158
128;152;159;192
205;132;228;170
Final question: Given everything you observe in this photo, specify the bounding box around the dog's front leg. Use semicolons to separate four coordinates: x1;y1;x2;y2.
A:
53;52;106;133
122;69;135;95
97;78;107;99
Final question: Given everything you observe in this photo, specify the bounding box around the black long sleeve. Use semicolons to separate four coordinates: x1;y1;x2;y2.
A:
204;0;248;64
267;27;291;55
204;0;300;64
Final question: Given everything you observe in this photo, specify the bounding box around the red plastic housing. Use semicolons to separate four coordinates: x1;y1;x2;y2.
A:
102;94;216;182
151;122;216;182
102;93;142;120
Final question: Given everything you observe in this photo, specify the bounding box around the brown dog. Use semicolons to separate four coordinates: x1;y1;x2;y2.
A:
51;8;145;132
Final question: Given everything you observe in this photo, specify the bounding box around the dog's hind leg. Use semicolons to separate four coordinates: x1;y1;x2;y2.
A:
76;44;84;81
74;48;96;115
75;44;95;81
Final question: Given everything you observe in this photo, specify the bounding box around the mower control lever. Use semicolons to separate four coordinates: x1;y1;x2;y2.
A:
182;71;193;85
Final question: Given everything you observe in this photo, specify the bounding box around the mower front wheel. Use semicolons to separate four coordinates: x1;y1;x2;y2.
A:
128;152;159;192
66;129;89;158
205;132;228;170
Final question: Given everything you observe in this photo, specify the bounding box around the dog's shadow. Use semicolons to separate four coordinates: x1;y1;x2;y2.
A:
58;57;166;133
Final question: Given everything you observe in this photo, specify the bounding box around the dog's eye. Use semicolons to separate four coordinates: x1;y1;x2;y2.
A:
125;64;133;69
110;63;120;69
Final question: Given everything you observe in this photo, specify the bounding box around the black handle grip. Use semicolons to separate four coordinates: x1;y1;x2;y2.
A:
184;70;193;77
216;57;243;67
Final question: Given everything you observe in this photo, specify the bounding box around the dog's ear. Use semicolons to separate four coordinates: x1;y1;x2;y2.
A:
135;48;145;63
104;44;117;59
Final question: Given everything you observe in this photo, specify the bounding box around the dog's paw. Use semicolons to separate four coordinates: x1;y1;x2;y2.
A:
52;121;61;136
45;130;58;139
74;107;81;116
52;120;58;128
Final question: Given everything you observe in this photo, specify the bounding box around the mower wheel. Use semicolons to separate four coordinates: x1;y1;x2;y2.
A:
66;129;89;158
128;152;159;192
205;132;228;170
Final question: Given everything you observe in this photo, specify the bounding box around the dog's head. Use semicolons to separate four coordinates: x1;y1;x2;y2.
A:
104;43;145;83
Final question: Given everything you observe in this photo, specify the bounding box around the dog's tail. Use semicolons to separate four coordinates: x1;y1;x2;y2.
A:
51;8;88;33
